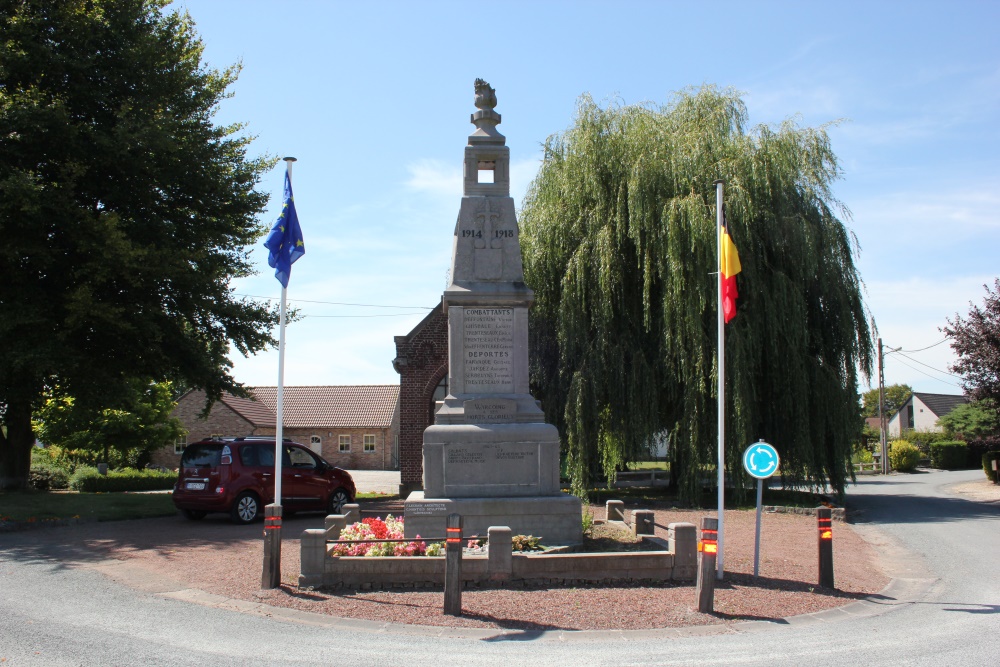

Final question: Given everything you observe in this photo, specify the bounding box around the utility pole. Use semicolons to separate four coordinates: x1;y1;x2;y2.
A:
878;338;888;475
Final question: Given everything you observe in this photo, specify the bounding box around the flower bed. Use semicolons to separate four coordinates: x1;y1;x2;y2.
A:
331;515;445;557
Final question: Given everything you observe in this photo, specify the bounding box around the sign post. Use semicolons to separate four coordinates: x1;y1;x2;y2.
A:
742;440;780;579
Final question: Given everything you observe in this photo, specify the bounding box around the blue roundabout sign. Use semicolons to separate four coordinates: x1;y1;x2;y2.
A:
743;441;780;479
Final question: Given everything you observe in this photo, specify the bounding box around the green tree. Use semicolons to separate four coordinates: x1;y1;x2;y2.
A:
520;88;873;501
936;400;1000;440
860;383;913;418
35;380;184;465
0;0;278;489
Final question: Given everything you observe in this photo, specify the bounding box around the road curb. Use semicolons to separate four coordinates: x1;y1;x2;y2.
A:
145;571;936;642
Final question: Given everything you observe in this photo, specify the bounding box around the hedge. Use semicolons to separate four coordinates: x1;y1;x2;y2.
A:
29;465;71;491
70;467;178;493
929;441;968;470
983;451;1000;483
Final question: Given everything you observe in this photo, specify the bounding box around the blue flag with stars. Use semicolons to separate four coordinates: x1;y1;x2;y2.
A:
264;171;304;288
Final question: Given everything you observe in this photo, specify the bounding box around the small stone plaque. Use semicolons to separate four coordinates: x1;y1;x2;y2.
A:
464;398;516;423
406;502;447;516
443;442;538;490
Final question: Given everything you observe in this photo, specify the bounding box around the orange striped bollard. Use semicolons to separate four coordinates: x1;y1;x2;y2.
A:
696;517;718;613
818;507;834;589
261;503;282;589
443;513;463;616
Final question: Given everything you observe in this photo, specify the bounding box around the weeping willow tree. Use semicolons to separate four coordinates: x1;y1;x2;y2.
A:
520;86;873;502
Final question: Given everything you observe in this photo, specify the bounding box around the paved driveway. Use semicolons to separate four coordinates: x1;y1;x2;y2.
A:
345;469;400;495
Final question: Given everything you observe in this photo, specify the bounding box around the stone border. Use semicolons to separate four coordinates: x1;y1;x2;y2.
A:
299;504;698;589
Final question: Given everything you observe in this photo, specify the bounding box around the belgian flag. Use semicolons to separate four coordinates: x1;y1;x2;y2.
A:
720;211;741;323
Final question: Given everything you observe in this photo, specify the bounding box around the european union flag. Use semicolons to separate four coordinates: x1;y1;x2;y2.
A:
264;171;304;288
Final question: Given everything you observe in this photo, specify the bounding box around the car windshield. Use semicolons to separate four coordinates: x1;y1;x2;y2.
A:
180;443;223;467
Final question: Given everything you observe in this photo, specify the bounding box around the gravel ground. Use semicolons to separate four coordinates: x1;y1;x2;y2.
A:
16;499;892;632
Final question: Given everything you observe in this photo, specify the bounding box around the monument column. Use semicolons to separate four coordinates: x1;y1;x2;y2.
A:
403;80;582;544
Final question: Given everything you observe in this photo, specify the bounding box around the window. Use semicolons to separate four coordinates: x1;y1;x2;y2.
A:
287;446;317;469
173;436;187;455
364;435;376;453
339;435;351;452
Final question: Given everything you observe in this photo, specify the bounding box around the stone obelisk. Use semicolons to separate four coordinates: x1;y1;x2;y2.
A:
403;80;582;544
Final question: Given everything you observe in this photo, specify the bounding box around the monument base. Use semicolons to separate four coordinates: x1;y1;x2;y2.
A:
403;491;583;546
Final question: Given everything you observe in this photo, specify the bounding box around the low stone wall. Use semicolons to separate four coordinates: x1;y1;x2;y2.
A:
299;505;697;590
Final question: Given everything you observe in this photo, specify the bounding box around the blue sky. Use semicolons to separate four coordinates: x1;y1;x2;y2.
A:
175;0;999;397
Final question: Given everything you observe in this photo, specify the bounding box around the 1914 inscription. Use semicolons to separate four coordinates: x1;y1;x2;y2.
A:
464;308;513;392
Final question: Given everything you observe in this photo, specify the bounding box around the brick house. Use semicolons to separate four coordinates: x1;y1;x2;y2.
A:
153;385;400;471
393;303;448;495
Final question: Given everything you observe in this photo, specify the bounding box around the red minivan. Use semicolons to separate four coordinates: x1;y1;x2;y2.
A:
172;437;356;523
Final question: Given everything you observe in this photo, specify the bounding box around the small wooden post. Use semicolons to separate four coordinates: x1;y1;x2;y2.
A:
818;507;835;589
443;513;463;616
695;517;718;613
261;503;282;589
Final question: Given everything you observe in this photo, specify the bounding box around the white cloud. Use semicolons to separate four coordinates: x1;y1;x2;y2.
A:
404;159;461;198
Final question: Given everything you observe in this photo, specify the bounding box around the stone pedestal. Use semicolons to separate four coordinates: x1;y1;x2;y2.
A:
404;80;581;546
404;492;584;545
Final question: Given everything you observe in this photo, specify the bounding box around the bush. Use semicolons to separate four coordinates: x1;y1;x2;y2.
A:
28;465;71;490
983;451;1000;483
889;440;921;472
929;440;969;470
37;445;152;473
70;467;177;492
968;436;1000;470
902;430;951;454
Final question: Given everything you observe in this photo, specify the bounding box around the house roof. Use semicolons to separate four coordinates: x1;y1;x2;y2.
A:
245;385;399;429
219;392;276;426
913;392;968;418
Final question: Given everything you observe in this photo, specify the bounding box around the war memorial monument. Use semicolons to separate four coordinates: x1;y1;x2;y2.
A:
403;81;583;544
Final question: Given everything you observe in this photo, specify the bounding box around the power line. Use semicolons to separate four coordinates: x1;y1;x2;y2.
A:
235;293;433;310
889;355;963;389
892;350;963;379
302;312;431;319
897;337;949;353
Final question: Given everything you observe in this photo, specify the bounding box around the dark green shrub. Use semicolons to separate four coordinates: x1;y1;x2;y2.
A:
70;467;176;492
901;430;950;454
889;440;921;472
29;465;71;490
969;436;1000;470
983;451;1000;483
69;466;101;491
929;441;969;470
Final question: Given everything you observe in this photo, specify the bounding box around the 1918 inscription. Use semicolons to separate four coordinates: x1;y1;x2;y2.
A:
464;308;513;392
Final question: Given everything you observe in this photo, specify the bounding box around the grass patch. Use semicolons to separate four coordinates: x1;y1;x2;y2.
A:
355;491;399;501
0;490;177;524
626;461;670;471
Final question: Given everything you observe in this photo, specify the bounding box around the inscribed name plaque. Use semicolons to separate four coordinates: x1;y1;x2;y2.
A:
464;398;516;424
463;308;513;392
443;442;538;490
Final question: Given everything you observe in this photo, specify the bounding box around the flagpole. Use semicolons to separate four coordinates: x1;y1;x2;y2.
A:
274;156;296;506
714;179;725;580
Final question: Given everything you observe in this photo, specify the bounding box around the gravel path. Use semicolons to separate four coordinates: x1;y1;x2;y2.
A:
15;499;891;632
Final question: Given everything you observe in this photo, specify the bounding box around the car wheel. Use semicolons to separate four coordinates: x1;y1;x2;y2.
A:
231;492;261;524
327;488;351;515
181;509;207;520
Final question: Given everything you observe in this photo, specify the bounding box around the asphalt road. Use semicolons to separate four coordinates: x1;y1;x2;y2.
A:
1;469;998;666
